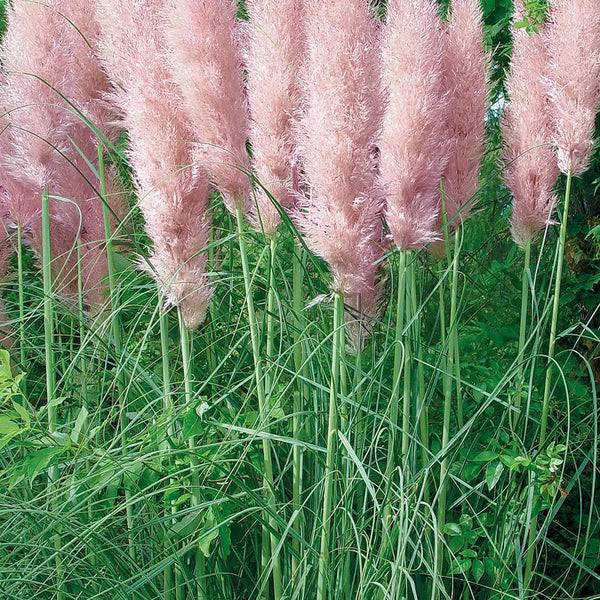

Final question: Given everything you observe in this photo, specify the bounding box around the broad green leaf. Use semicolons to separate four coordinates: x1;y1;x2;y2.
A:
473;450;499;463
486;461;505;491
70;406;88;443
0;416;19;435
472;559;485;582
449;558;472;576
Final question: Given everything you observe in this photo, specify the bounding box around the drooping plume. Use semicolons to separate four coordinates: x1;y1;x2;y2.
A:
245;0;306;236
503;0;559;248
441;0;488;226
0;0;123;307
165;0;251;215
96;0;213;329
546;0;600;176
380;0;449;251
297;0;384;320
0;0;84;294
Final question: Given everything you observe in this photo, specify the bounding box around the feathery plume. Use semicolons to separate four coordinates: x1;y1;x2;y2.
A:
96;0;213;328
546;0;600;176
380;0;449;251
0;0;88;296
441;0;488;226
503;0;559;248
297;0;384;321
165;0;251;215
245;0;306;236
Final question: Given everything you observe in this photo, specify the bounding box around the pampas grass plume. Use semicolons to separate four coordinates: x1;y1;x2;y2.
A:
97;0;213;329
298;0;384;320
503;0;559;248
165;0;251;215
245;0;306;236
442;0;488;226
380;0;449;251
546;0;600;176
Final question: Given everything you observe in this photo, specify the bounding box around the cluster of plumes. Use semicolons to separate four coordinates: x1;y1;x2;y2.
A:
95;0;215;329
503;0;559;248
379;0;450;251
296;0;384;322
504;0;600;247
245;0;306;236
546;0;600;176
0;0;123;307
164;0;251;216
441;0;488;227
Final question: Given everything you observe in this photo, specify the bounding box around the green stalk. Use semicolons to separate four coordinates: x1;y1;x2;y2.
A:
411;262;428;479
178;313;206;600
316;292;345;600
291;244;306;583
160;308;174;600
381;250;408;536
42;190;65;600
17;225;26;395
449;228;462;430
513;240;532;431
98;146;135;561
524;168;573;589
235;208;282;600
401;256;414;462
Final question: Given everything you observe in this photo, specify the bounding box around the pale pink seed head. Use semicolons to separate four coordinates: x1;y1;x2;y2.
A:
297;0;384;326
441;0;488;227
503;0;559;248
165;0;251;215
245;0;307;236
546;0;600;176
380;0;449;251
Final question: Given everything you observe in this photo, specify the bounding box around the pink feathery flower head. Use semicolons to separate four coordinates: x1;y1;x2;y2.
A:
297;0;384;322
503;0;559;248
165;0;251;216
97;0;213;329
245;0;307;236
546;0;600;176
441;0;488;227
380;0;449;251
0;0;95;297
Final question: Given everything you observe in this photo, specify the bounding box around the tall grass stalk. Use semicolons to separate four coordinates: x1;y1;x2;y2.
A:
178;312;206;600
235;207;282;600
16;224;26;394
525;167;573;588
41;189;65;600
316;291;345;600
159;307;174;600
98;146;135;561
514;239;532;430
291;244;306;584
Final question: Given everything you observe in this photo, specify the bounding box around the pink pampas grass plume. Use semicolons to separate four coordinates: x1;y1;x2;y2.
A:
165;0;251;215
380;0;449;251
297;0;384;321
245;0;306;236
441;0;488;226
97;0;213;329
503;1;559;248
0;0;91;296
546;0;600;176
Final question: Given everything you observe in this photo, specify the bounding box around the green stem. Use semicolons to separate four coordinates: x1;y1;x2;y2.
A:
401;256;414;462
514;240;532;431
98;146;135;561
449;228;462;430
178;314;206;600
236;208;282;600
525;168;573;589
291;244;305;584
42;190;65;600
160;308;174;600
17;225;26;395
316;292;345;600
